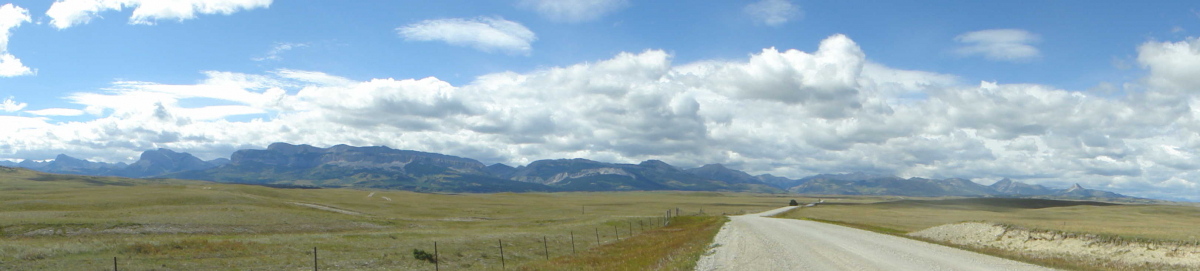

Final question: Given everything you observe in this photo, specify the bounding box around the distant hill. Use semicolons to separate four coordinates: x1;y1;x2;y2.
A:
0;143;1143;198
506;159;780;192
989;178;1056;196
160;143;780;193
789;175;995;197
8;150;220;178
785;173;1139;201
117;149;221;178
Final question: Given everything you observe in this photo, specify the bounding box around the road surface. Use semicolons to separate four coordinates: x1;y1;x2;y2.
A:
695;207;1054;271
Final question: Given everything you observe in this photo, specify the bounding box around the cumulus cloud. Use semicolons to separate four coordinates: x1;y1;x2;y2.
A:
1137;37;1200;92
953;29;1041;62
1;96;27;112
398;17;536;55
0;4;33;77
25;108;85;116
6;34;1200;201
45;0;272;29
517;0;628;23
744;0;802;26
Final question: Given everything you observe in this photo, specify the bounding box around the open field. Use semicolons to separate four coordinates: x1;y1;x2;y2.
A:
778;197;1200;270
779;198;1200;242
0;167;810;270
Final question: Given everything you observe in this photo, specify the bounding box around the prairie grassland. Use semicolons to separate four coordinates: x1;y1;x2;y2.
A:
778;198;1200;270
0;167;807;270
519;216;727;271
779;198;1200;242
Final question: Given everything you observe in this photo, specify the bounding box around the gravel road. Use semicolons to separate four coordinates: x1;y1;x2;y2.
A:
695;207;1055;271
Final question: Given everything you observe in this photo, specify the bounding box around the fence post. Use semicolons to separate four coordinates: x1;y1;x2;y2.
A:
628;221;633;236
581;206;585;215
595;228;600;245
640;220;644;232
614;224;619;241
434;242;439;271
499;239;505;270
113;257;117;271
543;236;549;260
570;231;576;254
313;247;318;271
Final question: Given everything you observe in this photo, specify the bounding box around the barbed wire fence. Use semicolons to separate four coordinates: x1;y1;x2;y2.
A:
3;208;720;271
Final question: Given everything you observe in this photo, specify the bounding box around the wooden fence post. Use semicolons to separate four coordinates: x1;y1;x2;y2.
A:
595;228;601;245
543;236;550;260
570;231;576;254
313;247;317;271
434;242;439;271
499;239;505;270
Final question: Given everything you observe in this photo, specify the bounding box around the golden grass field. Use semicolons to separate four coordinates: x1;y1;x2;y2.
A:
779;198;1200;242
778;197;1200;270
0;167;813;270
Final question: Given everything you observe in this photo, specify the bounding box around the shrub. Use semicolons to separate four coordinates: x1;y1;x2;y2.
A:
413;249;437;263
789;199;799;206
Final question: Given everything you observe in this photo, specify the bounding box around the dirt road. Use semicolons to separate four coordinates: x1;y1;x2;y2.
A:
695;207;1055;271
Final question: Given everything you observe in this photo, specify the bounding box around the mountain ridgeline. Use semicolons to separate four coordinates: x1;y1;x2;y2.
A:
2;143;1136;199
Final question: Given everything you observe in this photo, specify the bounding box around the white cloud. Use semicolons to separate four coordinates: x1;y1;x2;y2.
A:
744;0;802;26
253;42;308;61
516;0;628;23
7;34;1200;201
1;96;27;112
1137;37;1200;92
25;108;86;116
953;29;1041;62
0;4;33;77
397;17;536;55
45;0;273;29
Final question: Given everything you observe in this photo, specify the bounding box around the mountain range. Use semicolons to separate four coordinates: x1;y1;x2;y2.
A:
0;143;1139;200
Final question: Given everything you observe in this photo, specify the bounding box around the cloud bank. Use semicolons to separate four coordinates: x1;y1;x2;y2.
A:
4;35;1200;201
46;0;273;29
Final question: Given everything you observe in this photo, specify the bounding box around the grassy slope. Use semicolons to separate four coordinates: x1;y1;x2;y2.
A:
777;198;1200;271
0;167;797;270
518;215;728;271
780;198;1200;242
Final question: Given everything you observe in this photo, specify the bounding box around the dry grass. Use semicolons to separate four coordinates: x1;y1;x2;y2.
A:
779;198;1200;242
0;167;803;270
777;198;1200;271
518;215;727;271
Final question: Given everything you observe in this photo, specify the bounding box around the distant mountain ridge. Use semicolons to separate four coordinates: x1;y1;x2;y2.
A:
3;142;1137;199
8;149;226;178
787;173;1138;201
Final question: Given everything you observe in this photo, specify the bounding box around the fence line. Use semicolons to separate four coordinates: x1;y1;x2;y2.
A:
8;209;705;271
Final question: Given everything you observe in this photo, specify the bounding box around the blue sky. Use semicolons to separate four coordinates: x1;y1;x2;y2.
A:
2;0;1200;200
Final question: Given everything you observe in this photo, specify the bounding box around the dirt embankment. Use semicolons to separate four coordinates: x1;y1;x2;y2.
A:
910;222;1200;269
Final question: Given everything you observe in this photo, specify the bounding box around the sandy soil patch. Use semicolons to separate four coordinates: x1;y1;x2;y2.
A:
910;222;1200;269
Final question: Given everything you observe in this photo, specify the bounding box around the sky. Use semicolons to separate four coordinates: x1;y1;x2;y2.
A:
1;0;1200;201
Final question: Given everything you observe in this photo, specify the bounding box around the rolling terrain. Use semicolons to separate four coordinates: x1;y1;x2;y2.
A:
778;197;1200;270
0;166;798;270
4;143;1141;200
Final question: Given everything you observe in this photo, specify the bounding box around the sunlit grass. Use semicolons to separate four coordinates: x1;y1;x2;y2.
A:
0;167;798;270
